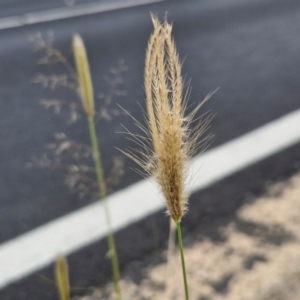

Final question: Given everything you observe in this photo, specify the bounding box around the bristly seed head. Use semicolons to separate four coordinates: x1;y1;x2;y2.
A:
122;15;214;223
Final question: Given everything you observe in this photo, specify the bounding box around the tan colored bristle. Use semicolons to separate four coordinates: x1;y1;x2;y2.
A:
73;34;95;118
122;15;214;222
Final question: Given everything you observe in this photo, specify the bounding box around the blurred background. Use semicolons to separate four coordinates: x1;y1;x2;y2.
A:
1;0;300;299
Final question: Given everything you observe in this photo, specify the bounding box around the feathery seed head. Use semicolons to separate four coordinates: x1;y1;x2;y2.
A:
73;34;95;118
124;15;213;223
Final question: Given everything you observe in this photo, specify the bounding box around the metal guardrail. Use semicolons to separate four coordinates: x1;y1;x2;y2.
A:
0;0;164;30
0;0;157;19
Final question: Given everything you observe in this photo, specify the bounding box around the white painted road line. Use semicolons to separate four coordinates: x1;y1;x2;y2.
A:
1;108;300;289
190;108;300;191
0;0;164;31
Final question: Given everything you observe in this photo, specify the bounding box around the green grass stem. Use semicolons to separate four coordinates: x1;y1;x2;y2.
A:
176;222;189;300
87;116;122;300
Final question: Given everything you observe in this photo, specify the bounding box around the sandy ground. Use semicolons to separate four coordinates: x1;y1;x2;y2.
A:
75;172;300;300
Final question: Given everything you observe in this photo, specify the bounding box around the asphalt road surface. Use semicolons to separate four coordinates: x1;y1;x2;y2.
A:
1;0;300;298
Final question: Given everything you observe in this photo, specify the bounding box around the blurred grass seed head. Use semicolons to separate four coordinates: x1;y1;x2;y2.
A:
73;34;95;118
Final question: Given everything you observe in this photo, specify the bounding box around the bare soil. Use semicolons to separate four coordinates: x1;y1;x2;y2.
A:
75;172;300;300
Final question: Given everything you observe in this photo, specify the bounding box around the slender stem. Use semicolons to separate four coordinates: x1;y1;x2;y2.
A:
87;116;122;300
87;117;106;198
176;222;189;300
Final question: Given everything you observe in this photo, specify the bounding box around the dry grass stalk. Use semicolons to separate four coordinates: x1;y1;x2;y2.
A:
124;15;213;223
121;15;214;300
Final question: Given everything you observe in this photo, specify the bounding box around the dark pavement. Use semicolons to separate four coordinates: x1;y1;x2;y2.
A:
1;0;300;298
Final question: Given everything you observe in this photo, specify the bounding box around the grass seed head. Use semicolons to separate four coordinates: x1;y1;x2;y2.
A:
73;34;95;118
55;255;70;300
124;15;213;223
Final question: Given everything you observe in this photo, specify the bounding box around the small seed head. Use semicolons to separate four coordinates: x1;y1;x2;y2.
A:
55;255;70;300
73;34;94;118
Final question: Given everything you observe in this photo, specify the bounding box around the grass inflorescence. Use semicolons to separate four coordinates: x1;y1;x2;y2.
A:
121;15;214;300
55;255;70;300
123;16;213;222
